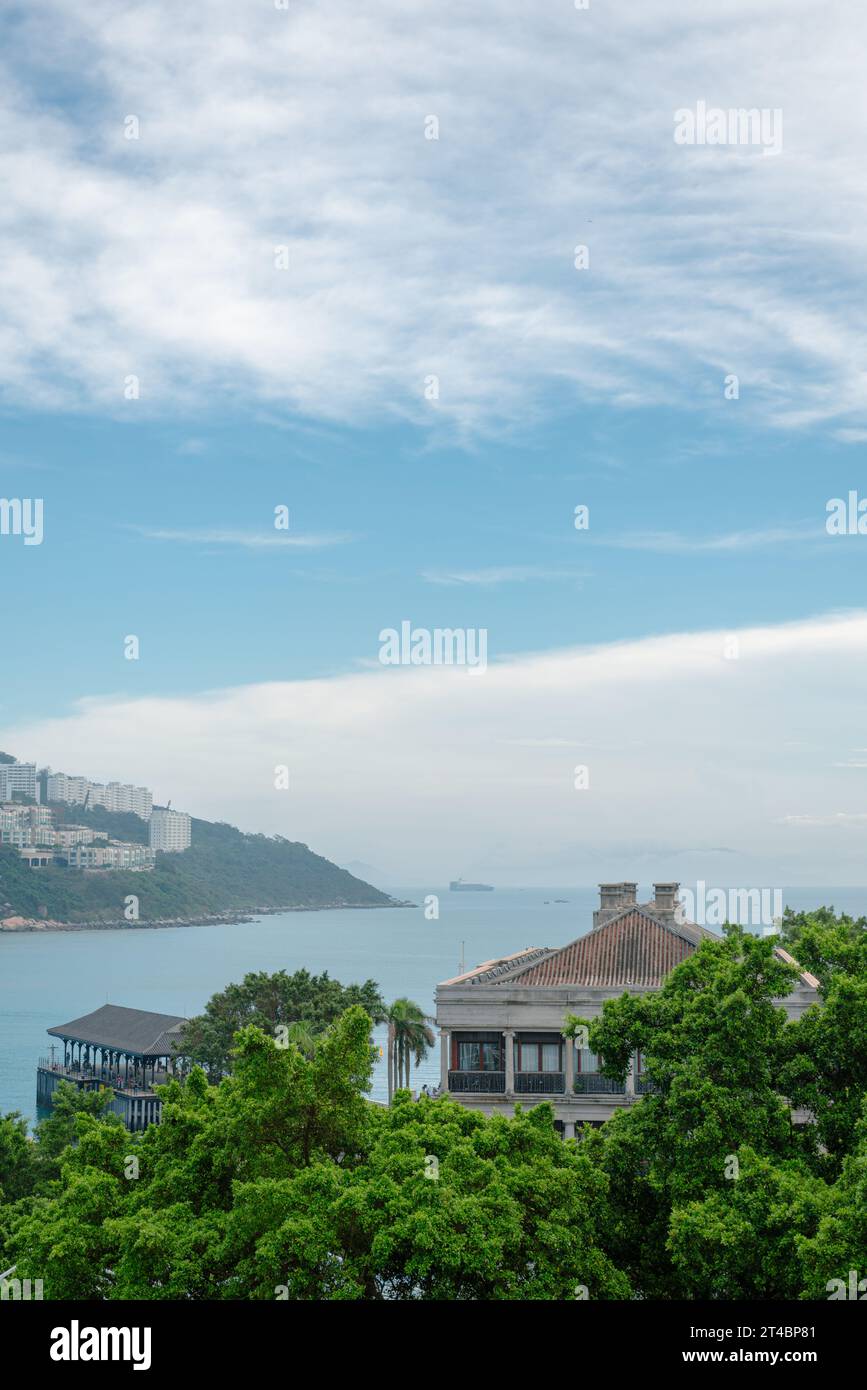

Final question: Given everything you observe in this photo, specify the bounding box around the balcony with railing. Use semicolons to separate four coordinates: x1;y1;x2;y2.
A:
514;1071;565;1094
448;1070;506;1094
573;1073;627;1095
634;1075;658;1095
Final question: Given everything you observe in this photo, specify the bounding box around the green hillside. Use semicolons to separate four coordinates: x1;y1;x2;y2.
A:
0;802;396;924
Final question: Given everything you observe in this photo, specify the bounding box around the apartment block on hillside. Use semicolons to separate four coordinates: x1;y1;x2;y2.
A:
149;808;191;853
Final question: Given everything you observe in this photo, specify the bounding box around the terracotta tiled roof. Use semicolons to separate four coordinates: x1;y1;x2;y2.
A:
438;946;551;987
499;906;714;988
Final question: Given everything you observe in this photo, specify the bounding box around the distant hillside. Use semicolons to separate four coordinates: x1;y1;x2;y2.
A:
0;802;396;924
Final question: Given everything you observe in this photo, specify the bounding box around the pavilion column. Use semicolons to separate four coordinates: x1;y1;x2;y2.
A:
504;1029;515;1093
563;1120;576;1141
563;1034;575;1093
439;1029;449;1089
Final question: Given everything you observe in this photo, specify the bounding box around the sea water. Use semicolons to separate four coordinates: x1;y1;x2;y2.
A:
2;885;865;1124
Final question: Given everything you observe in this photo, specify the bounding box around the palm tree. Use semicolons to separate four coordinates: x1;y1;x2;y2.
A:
386;997;435;1102
284;1020;319;1058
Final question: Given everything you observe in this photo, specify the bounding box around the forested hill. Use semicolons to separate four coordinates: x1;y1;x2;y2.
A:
0;803;396;925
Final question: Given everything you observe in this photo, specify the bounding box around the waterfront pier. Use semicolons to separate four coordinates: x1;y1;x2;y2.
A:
37;1003;188;1132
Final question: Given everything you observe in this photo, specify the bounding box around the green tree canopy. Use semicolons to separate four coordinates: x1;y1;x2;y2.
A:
573;920;867;1298
181;968;386;1075
8;1008;627;1300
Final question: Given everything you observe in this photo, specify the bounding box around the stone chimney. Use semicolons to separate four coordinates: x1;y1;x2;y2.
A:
652;882;680;919
594;882;638;929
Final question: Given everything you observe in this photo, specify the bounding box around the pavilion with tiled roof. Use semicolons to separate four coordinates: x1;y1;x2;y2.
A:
38;1003;189;1133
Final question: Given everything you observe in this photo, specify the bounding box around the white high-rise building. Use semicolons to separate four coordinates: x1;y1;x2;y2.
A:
99;783;154;818
46;772;152;821
46;773;89;805
0;761;39;802
149;808;191;854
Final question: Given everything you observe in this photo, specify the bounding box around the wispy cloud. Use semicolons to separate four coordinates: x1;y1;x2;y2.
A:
833;429;867;444
6;609;867;883
1;2;866;435
598;525;820;555
131;527;351;550
421;565;587;586
779;812;867;828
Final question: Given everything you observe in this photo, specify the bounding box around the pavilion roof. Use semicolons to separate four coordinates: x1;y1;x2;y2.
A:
48;1003;188;1057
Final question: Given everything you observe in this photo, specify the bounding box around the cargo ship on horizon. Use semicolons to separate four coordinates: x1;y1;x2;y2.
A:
449;878;494;892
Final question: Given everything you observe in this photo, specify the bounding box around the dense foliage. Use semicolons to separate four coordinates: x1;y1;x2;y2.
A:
570;915;867;1299
182;968;387;1076
2;1013;626;1300
2;908;866;1299
0;805;393;923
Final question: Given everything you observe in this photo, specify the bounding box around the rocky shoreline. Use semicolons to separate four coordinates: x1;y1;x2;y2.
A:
0;899;415;932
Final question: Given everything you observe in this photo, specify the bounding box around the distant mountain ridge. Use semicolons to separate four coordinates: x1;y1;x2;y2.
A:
0;799;396;925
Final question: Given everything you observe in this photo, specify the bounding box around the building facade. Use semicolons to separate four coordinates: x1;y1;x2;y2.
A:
45;772;152;820
149;808;191;853
435;881;819;1137
2;803;148;868
0;761;39;802
65;841;155;870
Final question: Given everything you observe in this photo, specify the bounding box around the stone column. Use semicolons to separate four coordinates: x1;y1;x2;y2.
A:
563;1034;575;1093
563;1120;576;1140
439;1029;449;1089
504;1029;515;1093
626;1052;636;1098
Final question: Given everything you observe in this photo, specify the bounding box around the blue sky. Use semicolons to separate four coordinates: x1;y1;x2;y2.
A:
3;402;865;725
3;0;867;885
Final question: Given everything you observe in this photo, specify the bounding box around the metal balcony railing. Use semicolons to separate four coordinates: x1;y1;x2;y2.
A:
448;1070;506;1094
573;1073;626;1095
514;1072;565;1094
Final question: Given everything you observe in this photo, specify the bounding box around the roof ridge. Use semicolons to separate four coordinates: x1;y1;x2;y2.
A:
772;945;821;990
589;901;708;946
493;908;705;989
439;945;550;987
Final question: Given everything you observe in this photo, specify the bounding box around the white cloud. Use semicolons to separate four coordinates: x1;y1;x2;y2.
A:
421;565;587;586
5;609;867;885
1;1;866;434
599;524;820;553
130;527;351;550
833;429;867;444
779;812;867;827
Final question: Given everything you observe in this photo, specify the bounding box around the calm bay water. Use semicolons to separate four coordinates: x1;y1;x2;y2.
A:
2;884;865;1125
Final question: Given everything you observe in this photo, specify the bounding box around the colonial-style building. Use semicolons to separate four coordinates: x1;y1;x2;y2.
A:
435;882;819;1137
